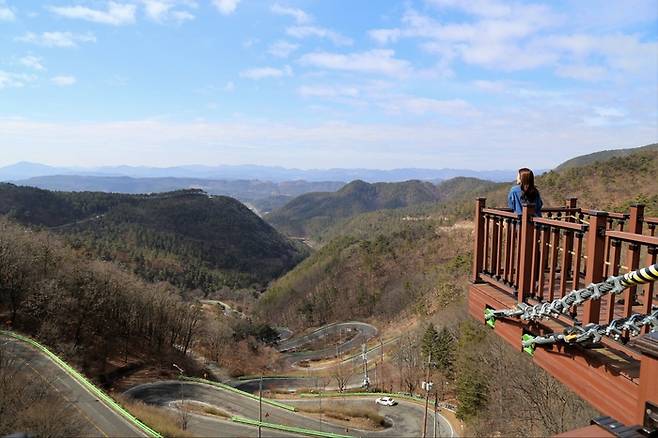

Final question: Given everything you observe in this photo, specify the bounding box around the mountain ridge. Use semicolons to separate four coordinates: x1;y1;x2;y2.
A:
0;161;536;183
0;183;307;292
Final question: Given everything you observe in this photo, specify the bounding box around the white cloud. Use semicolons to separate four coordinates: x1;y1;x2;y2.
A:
299;50;411;77
142;0;196;23
2;115;654;170
369;7;559;71
297;85;359;98
555;64;607;81
271;3;310;24
20;56;45;71
51;75;77;86
426;0;512;18
240;65;292;80
369;28;401;45
381;96;479;117
212;0;240;15
583;106;629;127
542;34;657;78
0;71;36;90
224;81;235;91
472;80;508;93
594;107;625;118
286;26;353;46
268;40;299;58
16;32;97;48
0;1;15;21
49;2;136;25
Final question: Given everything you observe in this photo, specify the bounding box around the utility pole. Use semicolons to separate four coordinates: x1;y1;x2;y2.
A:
433;391;438;438
259;375;263;438
379;337;384;364
173;363;188;431
362;343;369;388
422;352;432;438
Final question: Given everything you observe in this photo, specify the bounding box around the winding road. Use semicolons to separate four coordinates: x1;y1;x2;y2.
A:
2;320;456;437
127;321;455;437
126;380;453;437
277;321;378;368
1;335;143;437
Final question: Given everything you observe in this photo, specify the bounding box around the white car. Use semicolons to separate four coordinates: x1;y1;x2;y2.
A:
375;397;397;406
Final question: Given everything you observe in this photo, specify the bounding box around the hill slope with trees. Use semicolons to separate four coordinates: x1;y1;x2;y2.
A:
254;145;658;436
267;177;499;238
0;184;308;293
258;143;658;330
555;142;657;171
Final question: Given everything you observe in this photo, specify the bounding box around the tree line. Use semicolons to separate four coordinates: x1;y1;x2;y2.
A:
0;218;200;373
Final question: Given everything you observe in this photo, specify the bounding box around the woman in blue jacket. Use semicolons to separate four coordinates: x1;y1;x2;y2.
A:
508;168;542;216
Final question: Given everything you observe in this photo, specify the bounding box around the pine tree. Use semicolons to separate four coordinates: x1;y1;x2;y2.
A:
435;326;455;376
455;320;489;420
421;323;439;363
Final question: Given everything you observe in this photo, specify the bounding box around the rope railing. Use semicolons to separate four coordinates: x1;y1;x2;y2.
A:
484;263;658;352
486;263;658;324
522;308;658;354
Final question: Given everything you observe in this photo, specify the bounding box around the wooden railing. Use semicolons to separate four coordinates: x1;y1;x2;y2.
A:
473;198;658;332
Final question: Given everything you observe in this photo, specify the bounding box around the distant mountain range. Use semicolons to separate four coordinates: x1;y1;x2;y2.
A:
267;177;498;237
0;161;529;183
10;175;345;214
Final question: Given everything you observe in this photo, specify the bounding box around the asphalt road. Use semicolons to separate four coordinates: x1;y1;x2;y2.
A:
285;397;453;438
277;322;378;368
1;336;143;437
126;380;454;437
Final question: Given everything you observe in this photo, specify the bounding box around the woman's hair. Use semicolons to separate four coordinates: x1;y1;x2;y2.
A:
518;167;538;202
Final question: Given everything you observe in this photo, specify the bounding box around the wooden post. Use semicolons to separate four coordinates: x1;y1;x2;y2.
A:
631;332;658;426
472;198;486;283
624;204;644;317
564;197;578;275
583;211;608;324
517;203;536;303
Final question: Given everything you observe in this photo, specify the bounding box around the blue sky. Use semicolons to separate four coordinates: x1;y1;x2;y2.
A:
0;0;657;170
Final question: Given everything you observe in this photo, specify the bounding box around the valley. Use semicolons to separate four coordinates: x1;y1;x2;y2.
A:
1;143;657;437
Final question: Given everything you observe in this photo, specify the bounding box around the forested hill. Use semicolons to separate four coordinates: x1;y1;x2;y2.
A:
267;177;499;238
471;145;658;216
0;184;308;292
256;143;658;330
555;142;657;171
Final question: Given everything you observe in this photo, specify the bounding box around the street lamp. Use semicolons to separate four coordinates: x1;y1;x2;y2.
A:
172;364;188;431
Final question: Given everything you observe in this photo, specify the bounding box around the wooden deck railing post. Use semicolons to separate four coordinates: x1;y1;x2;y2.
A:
472;198;486;283
583;211;608;324
631;333;658;426
564;197;578;275
517;203;536;303
624;204;644;317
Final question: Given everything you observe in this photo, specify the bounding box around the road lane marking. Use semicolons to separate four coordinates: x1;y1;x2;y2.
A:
4;345;109;437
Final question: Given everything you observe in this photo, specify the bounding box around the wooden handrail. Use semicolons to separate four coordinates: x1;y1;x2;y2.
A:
533;217;589;232
482;208;519;219
643;216;658;226
606;230;658;247
542;207;581;214
582;209;629;220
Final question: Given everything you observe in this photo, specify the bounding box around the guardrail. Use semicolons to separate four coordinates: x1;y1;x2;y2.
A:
473;199;658;329
231;416;353;438
298;391;457;412
179;376;298;412
0;330;162;438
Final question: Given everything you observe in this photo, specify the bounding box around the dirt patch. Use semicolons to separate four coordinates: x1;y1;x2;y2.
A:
298;403;391;431
115;394;192;437
180;401;232;419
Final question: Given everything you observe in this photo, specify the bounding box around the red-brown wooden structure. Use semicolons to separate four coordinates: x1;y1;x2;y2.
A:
469;197;658;434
